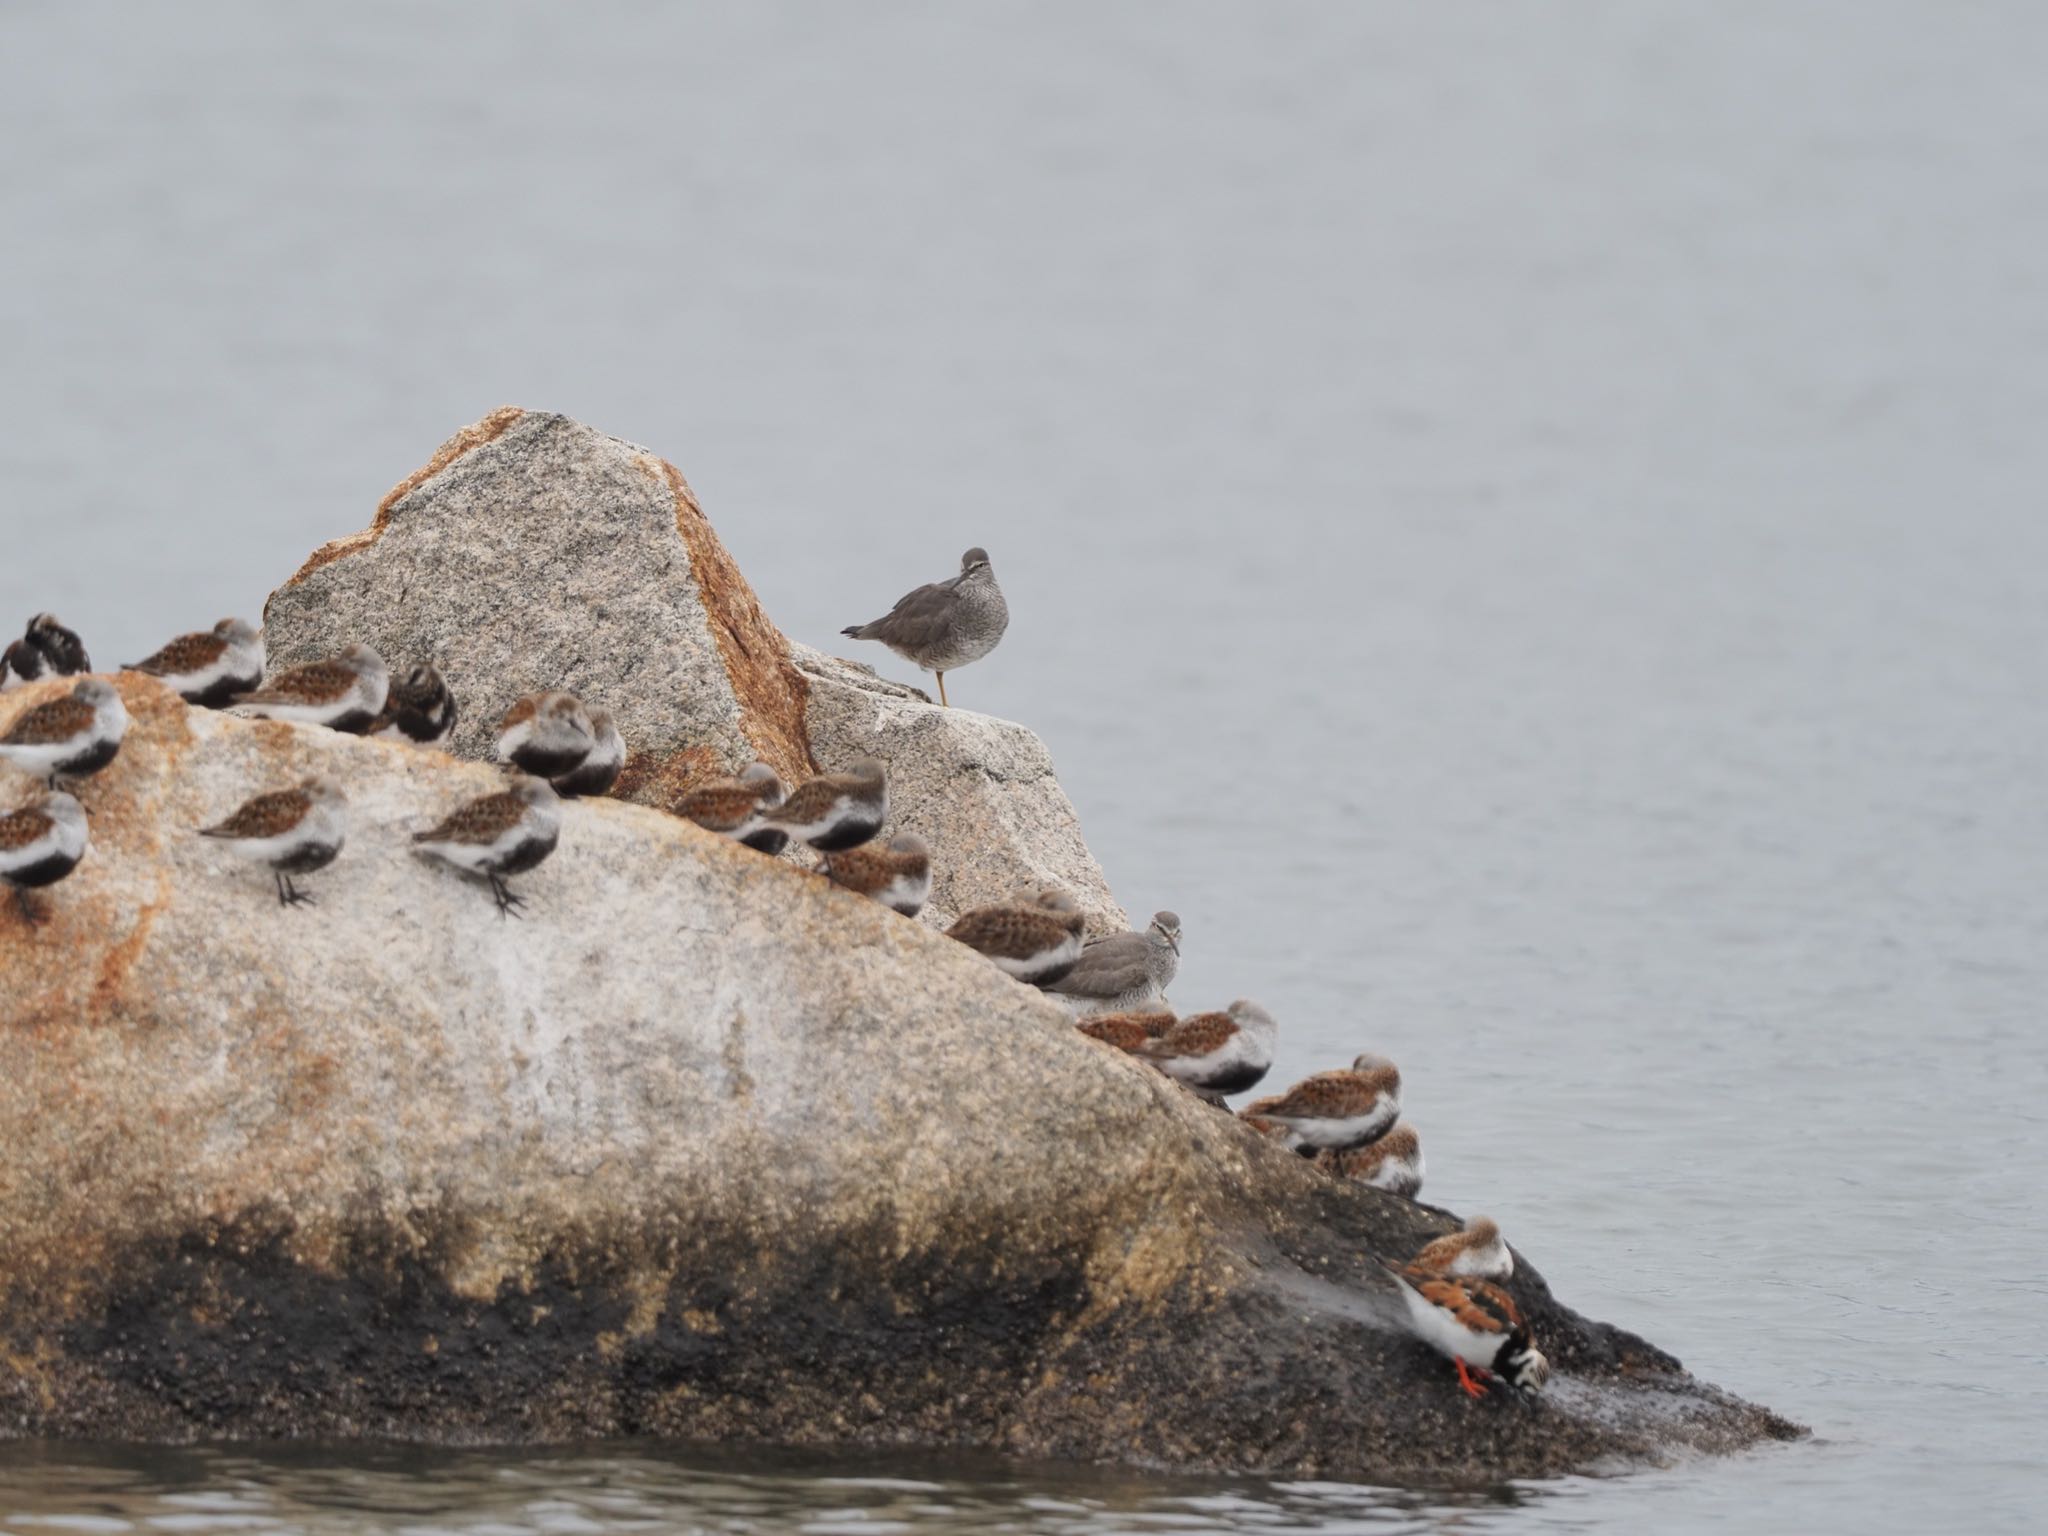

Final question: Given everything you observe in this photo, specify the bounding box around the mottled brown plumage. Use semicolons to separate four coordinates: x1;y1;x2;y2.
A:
1398;1265;1525;1335
0;694;94;746
676;779;769;833
238;659;355;705
945;899;1085;961
0;805;54;851
201;787;316;841
128;629;228;677
1076;1007;1176;1051
1249;1057;1401;1121
1138;1010;1238;1062
414;789;530;847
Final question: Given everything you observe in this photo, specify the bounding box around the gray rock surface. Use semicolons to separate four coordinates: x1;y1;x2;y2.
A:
261;409;1122;933
0;676;1800;1475
791;642;1124;934
262;408;816;807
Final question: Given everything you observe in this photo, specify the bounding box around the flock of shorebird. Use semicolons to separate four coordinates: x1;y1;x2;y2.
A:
0;544;1549;1402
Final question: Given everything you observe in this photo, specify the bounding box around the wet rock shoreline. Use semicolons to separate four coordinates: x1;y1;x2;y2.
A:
0;409;1801;1476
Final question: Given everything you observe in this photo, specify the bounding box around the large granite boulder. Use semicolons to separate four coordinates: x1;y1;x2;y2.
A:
262;409;1121;933
0;677;1798;1474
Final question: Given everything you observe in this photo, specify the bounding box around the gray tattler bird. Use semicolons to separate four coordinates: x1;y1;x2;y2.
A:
841;547;1008;708
1038;910;1182;1016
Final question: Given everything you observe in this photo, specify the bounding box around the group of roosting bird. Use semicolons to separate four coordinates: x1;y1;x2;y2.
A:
0;545;1549;1402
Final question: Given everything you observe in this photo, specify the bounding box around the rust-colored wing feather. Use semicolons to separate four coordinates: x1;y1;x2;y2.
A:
768;773;855;826
674;779;765;831
497;694;540;731
1404;1269;1522;1333
0;807;54;850
414;790;524;845
129;631;226;676
238;660;353;705
1140;1011;1237;1060
202;789;310;840
2;695;95;746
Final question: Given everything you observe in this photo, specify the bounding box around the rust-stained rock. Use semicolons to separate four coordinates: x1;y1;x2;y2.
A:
0;678;1799;1473
262;409;814;799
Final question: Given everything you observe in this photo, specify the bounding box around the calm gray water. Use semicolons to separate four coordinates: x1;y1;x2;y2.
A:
3;2;2045;1530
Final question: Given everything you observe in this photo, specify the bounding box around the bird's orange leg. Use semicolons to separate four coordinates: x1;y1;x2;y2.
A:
1455;1358;1490;1399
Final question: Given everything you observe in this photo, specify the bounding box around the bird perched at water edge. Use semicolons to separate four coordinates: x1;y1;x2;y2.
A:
841;547;1007;708
198;777;348;908
125;618;265;707
412;774;563;917
0;790;88;924
0;677;128;788
1317;1122;1425;1198
1412;1216;1513;1282
1384;1261;1549;1400
1239;1053;1401;1151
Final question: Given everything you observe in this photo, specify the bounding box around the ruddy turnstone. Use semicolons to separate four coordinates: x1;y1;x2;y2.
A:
1075;1005;1176;1051
1413;1216;1513;1282
495;691;595;779
841;548;1008;708
0;677;129;787
124;617;265;707
198;776;347;908
1384;1262;1549;1399
412;774;562;917
1317;1122;1425;1198
369;663;458;747
674;761;788;854
1135;998;1278;1096
2;614;91;691
820;832;932;915
945;889;1088;984
234;643;390;734
1039;910;1181;1015
758;757;888;852
551;705;623;798
1240;1052;1401;1151
0;789;88;923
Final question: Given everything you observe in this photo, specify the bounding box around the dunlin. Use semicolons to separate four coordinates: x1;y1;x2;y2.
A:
369;663;458;747
199;776;348;908
551;706;623;798
1383;1263;1549;1399
1242;1053;1401;1151
234;643;390;733
759;757;887;852
0;790;88;923
841;548;1007;708
820;832;932;916
1317;1122;1425;1198
495;691;595;779
125;618;265;707
1075;1005;1176;1051
946;889;1087;984
1039;910;1181;1015
0;677;128;787
1136;999;1278;1096
674;762;788;854
413;775;562;917
1;614;91;691
1413;1216;1512;1282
